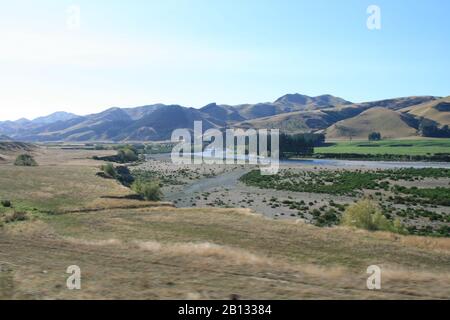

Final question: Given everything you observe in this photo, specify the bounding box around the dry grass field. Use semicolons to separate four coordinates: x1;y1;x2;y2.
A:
0;146;170;212
1;145;449;300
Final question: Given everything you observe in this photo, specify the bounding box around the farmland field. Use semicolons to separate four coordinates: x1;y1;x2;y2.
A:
315;139;450;156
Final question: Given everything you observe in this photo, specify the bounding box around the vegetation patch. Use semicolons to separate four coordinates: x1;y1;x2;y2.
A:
240;168;450;237
14;154;38;166
94;145;140;163
1;200;12;208
1;211;28;226
393;185;450;206
131;180;162;201
99;163;135;187
131;168;185;186
98;164;164;201
241;168;450;196
341;199;406;234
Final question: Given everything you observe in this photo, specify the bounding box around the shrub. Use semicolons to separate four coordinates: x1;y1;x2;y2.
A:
101;163;117;178
4;211;27;223
341;199;406;233
368;132;382;141
115;166;135;187
1;200;11;208
132;180;162;201
14;154;37;166
117;147;139;162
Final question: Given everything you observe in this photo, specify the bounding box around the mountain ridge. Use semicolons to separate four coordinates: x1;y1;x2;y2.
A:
0;94;443;142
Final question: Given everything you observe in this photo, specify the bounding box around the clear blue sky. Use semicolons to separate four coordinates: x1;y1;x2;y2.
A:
0;0;449;120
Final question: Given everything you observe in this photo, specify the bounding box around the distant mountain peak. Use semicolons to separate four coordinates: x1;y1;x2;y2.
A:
274;93;351;108
15;118;31;124
312;94;352;106
274;93;312;105
32;111;80;125
202;102;218;109
0;94;444;142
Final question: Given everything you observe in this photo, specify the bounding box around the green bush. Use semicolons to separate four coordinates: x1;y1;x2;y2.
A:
132;180;163;201
341;199;406;234
101;163;117;178
14;154;38;166
1;200;11;208
118;147;139;162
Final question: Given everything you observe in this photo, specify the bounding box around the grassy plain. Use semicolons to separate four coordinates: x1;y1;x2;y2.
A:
315;139;450;156
1;145;449;299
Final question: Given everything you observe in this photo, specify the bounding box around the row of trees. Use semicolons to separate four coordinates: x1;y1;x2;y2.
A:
197;131;325;158
279;133;325;157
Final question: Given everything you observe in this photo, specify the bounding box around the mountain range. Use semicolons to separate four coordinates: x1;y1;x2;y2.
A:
0;93;448;142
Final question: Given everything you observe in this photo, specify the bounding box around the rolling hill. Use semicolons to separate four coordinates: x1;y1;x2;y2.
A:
0;134;12;141
236;110;333;133
0;94;444;142
232;94;352;120
200;103;245;122
15;105;225;142
0;93;353;142
326;107;420;140
400;96;450;126
236;96;438;135
273;93;351;110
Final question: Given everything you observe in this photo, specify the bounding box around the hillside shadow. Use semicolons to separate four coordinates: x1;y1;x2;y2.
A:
100;194;144;200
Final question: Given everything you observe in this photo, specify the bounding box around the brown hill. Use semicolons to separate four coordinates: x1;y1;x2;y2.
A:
236;110;330;133
326;107;419;140
400;96;450;126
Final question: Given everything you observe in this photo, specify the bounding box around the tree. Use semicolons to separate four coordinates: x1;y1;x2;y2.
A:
368;132;381;141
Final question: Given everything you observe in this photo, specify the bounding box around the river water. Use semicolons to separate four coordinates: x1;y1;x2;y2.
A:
155;152;450;169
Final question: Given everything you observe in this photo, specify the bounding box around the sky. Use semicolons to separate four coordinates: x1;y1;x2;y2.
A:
0;0;449;121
